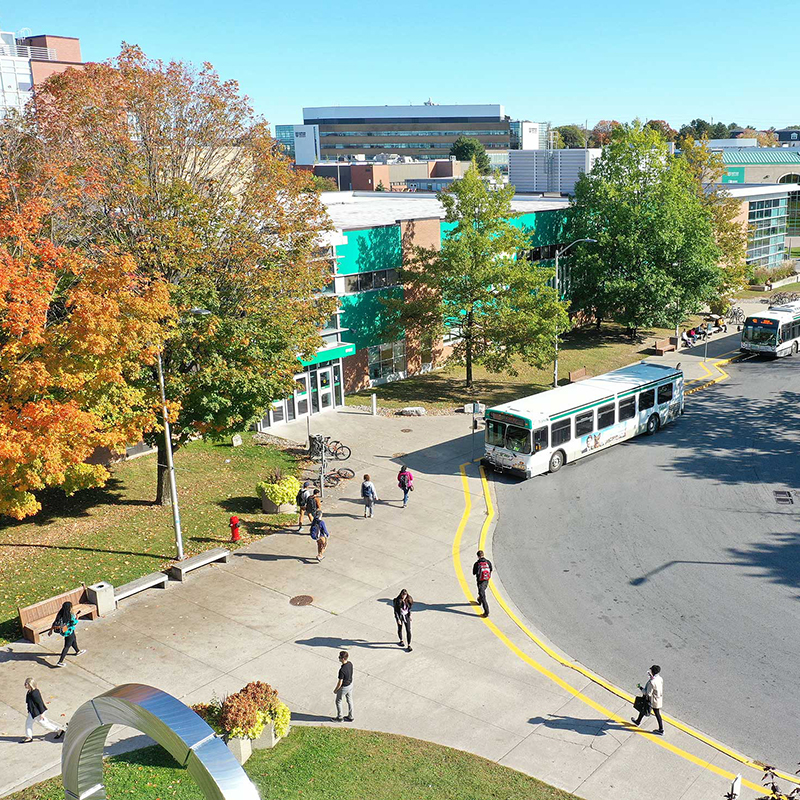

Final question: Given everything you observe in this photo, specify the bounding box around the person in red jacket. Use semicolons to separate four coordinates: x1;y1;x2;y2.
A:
397;465;414;508
472;550;493;617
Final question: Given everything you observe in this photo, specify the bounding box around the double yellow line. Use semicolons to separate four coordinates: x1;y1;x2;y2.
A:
452;461;799;793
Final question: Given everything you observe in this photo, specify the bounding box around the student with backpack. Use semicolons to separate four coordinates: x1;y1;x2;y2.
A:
50;601;86;666
397;465;414;508
361;474;378;518
472;550;493;617
306;489;329;560
297;480;315;529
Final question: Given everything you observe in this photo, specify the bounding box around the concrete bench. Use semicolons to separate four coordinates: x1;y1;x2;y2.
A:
568;367;589;382
169;548;230;582
654;338;675;355
18;586;98;644
114;572;169;603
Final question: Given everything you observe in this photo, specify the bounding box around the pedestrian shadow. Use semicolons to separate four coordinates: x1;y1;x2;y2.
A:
294;636;399;650
290;712;335;723
528;714;630;736
375;598;477;617
0;649;54;667
234;552;317;565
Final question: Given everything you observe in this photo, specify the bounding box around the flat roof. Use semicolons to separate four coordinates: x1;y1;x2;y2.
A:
722;183;799;198
321;191;568;229
304;104;504;121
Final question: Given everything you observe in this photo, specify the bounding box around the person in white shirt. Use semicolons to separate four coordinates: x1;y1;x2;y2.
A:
361;474;378;518
631;664;664;734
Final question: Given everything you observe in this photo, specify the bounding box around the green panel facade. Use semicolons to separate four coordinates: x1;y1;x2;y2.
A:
338;287;403;351
440;208;566;247
335;225;402;275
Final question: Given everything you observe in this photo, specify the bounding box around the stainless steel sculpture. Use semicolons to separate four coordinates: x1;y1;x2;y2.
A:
62;683;259;800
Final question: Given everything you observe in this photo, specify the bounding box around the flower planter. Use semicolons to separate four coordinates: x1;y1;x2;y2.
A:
260;496;295;514
226;735;252;765
251;720;290;750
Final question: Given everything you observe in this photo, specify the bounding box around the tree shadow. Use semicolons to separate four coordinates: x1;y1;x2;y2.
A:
727;532;800;596
216;496;261;514
0;542;171;560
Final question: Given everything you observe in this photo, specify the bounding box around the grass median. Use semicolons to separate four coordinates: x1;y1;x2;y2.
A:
0;432;297;645
7;727;580;800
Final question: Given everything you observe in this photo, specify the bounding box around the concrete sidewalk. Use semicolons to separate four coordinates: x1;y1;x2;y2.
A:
0;407;772;799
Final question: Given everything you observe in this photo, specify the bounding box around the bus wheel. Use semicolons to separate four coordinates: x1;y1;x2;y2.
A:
647;414;660;435
549;450;565;473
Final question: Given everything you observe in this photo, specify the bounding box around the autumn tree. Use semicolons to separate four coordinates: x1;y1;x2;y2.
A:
27;46;334;504
739;127;778;146
644;119;678;142
589;120;621;147
0;145;170;518
386;167;568;388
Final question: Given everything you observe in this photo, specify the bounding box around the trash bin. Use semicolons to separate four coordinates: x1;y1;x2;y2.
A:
87;581;115;617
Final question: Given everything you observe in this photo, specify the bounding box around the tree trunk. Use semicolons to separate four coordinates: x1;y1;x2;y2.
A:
155;438;172;507
464;311;474;389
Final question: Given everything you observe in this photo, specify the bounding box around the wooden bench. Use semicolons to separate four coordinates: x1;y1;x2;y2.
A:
169;548;230;582
568;367;589;383
114;572;169;603
18;586;98;644
654;338;675;355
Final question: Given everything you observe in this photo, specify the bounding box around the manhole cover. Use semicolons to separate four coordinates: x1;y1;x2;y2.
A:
401;429;412;433
773;490;793;505
290;595;313;606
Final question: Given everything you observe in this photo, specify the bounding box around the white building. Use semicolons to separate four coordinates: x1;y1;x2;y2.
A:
509;149;601;195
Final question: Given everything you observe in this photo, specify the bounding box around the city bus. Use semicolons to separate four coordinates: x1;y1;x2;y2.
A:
483;362;684;478
740;300;800;358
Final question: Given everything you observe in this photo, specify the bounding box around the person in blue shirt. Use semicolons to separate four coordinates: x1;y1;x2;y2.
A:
50;602;86;667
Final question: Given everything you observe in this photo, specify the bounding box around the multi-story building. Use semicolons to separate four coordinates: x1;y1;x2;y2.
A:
274;124;321;165
776;128;800;147
255;192;568;428
508;148;602;195
302;103;511;162
510;121;549;150
0;30;82;117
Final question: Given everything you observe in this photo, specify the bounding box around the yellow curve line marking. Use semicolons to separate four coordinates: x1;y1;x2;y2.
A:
453;462;796;792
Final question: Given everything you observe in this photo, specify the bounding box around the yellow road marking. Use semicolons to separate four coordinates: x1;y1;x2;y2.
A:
453;462;798;792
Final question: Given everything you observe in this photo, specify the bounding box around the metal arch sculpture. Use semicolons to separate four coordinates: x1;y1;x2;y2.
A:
62;683;260;800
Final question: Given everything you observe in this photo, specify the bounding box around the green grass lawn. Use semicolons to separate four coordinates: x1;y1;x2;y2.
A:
0;432;297;644
7;728;580;800
348;320;703;411
736;280;800;299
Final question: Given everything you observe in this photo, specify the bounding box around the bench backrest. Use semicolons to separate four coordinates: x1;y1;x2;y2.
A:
569;367;587;381
655;338;670;347
19;586;87;627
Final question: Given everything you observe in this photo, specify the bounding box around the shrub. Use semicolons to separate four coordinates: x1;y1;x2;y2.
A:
256;475;300;506
708;296;732;316
194;682;289;741
748;262;798;285
262;467;285;485
191;699;223;735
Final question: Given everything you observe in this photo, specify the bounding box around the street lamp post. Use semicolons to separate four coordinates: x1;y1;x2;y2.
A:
553;238;597;389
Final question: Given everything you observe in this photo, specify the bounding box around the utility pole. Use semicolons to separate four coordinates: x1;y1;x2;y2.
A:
156;350;184;560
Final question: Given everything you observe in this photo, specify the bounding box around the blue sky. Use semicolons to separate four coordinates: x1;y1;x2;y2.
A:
9;0;797;130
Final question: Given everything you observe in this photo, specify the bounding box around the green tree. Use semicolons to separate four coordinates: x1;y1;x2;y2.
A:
566;122;722;337
554;124;586;148
386;167;568;388
308;174;339;192
30;46;335;504
449;136;491;174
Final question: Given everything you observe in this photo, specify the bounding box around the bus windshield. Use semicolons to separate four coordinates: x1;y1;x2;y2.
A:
743;319;778;345
486;420;532;454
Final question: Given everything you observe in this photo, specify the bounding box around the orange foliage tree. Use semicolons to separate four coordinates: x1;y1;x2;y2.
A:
0;165;170;518
25;45;334;504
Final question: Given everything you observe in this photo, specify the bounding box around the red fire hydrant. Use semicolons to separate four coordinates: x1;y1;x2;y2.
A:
229;515;241;542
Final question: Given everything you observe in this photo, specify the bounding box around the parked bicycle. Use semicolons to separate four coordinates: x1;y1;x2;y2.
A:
725;306;745;325
312;467;356;488
309;434;351;461
768;291;799;306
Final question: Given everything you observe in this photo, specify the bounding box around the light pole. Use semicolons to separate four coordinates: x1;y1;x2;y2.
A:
157;308;211;561
553;238;597;388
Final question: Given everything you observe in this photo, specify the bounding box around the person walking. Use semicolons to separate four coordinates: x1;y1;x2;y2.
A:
22;678;66;743
472;550;493;617
397;465;414;508
631;664;665;735
361;474;378;518
297;480;315;529
393;589;413;651
50;601;86;667
307;489;329;560
331;651;354;722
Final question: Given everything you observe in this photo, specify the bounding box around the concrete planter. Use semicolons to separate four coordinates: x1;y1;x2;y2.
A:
251;721;290;750
226;736;252;765
260;496;295;514
750;274;800;291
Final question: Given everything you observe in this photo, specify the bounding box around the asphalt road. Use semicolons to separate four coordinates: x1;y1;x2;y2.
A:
493;353;800;771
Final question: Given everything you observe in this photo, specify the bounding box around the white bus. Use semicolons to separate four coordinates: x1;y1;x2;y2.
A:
740;300;800;357
483;362;684;478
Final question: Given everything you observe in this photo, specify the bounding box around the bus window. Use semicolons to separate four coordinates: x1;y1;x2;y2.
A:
742;319;777;345
657;383;673;404
619;396;636;421
506;425;531;454
486;421;506;447
781;325;791;343
533;427;548;452
640;389;655;410
597;403;615;429
575;410;594;437
551;418;571;446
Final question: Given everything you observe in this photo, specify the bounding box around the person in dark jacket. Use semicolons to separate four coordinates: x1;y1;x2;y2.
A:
50;601;86;666
393;589;413;651
22;678;65;742
472;550;493;617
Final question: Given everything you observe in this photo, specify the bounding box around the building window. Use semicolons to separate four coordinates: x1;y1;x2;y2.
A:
368;340;406;380
343;268;399;293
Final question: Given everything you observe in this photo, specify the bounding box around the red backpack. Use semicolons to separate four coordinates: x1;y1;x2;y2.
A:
478;560;491;582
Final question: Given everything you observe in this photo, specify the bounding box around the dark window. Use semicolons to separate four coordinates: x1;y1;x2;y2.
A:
640;389;655;410
345;275;359;293
486;421;505;447
551;418;571;446
506;425;531;454
619;396;636;421
360;272;374;291
597;403;615;429
533;426;548;452
575;410;594;437
781;324;791;343
657;383;674;404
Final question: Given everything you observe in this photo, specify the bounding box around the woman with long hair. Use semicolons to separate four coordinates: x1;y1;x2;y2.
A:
22;678;65;742
50;601;86;667
393;589;413;652
397;465;413;508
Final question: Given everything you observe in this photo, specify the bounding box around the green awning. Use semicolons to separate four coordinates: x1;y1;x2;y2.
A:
298;341;356;367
